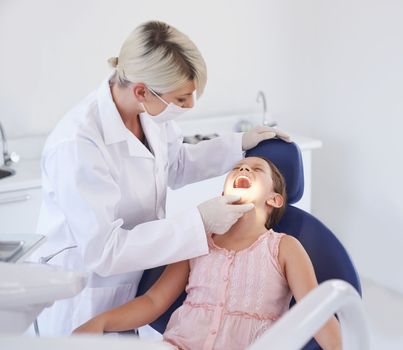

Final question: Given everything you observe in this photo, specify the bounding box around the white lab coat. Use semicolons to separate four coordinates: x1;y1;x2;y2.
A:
32;74;243;335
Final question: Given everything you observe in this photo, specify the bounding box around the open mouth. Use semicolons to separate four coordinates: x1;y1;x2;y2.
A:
233;175;252;189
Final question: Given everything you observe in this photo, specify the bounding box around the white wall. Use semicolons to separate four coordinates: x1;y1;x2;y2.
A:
0;0;314;138
1;1;402;293
309;0;403;294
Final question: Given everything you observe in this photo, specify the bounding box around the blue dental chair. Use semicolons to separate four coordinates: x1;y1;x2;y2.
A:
136;139;361;350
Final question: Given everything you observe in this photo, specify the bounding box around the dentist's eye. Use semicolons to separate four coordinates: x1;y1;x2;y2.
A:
177;98;186;103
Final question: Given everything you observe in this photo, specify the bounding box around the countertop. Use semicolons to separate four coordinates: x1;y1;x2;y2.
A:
0;125;322;193
0;233;46;262
0;159;41;193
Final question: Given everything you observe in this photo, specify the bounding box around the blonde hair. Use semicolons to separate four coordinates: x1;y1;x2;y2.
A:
108;21;207;98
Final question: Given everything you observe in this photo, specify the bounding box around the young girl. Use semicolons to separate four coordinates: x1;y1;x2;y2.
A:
74;156;341;350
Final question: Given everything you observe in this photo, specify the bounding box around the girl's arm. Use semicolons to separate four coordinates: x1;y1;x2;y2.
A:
73;260;190;334
278;235;342;350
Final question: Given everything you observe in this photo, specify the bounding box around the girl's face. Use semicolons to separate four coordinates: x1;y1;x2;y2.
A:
223;157;277;208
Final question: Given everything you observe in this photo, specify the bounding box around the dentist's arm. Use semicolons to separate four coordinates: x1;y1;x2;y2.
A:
278;236;342;350
166;121;290;190
166;121;243;189
73;260;190;334
43;139;209;276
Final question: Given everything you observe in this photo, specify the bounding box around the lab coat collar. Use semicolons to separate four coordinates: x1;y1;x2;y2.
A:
97;74;128;145
137;113;166;158
97;72;162;159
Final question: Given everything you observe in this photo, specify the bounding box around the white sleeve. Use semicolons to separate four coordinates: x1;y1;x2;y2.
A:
44;139;208;276
166;121;244;190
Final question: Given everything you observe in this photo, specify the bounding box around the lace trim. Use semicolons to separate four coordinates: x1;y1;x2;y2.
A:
225;310;278;321
183;301;216;310
183;301;279;321
208;230;270;253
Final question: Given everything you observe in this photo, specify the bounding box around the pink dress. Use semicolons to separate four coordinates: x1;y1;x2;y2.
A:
163;229;292;350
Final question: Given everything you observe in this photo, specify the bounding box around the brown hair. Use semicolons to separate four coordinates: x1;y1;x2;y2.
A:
258;157;287;230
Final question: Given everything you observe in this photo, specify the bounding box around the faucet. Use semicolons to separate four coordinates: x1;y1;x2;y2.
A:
0;121;19;166
234;91;277;132
257;91;277;127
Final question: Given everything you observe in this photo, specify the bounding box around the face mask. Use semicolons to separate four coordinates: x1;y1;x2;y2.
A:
140;87;191;124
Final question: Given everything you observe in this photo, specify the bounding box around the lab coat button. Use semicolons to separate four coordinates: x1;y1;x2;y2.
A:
211;330;217;335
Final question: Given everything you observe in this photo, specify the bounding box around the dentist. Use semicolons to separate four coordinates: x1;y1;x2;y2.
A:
34;20;290;335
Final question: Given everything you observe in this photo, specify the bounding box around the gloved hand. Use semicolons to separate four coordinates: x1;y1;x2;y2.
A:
242;125;291;151
197;195;255;235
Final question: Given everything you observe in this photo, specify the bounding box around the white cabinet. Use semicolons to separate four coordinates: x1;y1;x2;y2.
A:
0;187;42;235
0;158;42;235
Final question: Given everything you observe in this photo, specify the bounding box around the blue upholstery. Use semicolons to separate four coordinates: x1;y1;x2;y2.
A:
136;139;361;350
137;264;181;333
246;139;304;204
274;205;361;349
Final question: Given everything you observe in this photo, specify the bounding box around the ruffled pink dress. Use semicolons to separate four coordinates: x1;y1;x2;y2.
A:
163;229;292;350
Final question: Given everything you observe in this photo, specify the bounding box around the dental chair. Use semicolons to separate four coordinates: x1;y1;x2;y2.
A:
136;139;361;350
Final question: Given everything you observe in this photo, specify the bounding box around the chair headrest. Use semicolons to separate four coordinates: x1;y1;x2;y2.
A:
245;139;304;204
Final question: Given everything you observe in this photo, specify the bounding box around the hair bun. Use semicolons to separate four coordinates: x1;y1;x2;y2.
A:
108;56;119;68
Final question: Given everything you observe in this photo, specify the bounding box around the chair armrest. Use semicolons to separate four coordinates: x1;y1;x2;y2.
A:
247;280;369;350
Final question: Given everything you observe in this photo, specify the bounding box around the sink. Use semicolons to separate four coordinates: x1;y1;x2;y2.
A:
0;262;88;333
0;167;15;179
183;133;219;144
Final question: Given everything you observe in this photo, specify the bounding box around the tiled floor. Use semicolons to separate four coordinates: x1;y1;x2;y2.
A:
361;278;403;349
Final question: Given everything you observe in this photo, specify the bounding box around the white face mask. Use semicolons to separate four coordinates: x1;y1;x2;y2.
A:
140;88;191;124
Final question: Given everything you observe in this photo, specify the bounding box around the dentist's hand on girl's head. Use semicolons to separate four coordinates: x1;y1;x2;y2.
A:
242;125;291;151
198;195;255;235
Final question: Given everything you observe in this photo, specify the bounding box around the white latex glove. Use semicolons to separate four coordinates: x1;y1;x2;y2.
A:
197;195;255;235
242;125;291;151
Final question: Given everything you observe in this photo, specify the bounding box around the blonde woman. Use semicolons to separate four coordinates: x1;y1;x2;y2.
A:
33;21;290;335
